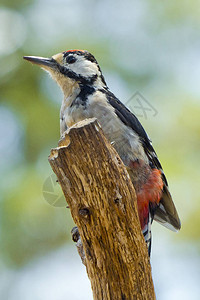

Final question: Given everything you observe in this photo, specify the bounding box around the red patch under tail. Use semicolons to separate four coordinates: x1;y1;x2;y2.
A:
136;169;163;229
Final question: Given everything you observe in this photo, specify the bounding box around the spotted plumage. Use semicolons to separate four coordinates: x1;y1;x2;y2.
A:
24;50;181;255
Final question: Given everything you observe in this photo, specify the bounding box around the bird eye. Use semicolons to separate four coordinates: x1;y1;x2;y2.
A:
66;55;76;64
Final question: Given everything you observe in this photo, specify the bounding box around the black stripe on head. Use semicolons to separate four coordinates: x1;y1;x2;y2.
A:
83;52;97;63
63;50;107;87
58;63;98;85
83;52;107;86
63;50;86;57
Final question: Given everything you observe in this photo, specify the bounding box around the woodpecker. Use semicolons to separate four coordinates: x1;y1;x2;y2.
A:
24;50;181;255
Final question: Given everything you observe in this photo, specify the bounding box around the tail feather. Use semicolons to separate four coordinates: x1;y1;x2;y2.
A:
142;212;152;256
154;185;181;231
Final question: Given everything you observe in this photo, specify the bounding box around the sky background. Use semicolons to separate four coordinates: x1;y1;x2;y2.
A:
0;0;200;299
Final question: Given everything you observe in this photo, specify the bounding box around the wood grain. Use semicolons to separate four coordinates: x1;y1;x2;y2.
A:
48;118;155;300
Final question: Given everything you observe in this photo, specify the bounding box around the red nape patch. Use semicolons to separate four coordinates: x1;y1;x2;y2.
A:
66;49;85;53
136;169;163;229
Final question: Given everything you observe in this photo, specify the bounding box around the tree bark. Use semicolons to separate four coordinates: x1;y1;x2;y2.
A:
48;118;156;300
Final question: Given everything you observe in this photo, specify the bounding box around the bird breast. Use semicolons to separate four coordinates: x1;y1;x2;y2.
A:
60;90;148;166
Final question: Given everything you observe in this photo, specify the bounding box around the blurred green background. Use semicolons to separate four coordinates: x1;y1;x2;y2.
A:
0;0;200;299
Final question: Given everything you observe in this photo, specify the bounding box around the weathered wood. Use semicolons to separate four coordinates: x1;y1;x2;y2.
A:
48;118;155;300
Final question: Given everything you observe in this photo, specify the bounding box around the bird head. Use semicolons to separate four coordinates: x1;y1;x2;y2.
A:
24;50;107;95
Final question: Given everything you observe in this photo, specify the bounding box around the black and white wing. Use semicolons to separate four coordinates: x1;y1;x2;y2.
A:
103;88;181;231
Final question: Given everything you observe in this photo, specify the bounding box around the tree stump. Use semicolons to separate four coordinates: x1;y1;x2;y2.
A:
48;118;155;300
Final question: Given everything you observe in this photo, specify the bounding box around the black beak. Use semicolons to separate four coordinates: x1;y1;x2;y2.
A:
23;56;57;69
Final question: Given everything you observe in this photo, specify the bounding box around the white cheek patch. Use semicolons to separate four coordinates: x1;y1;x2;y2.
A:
69;56;100;77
